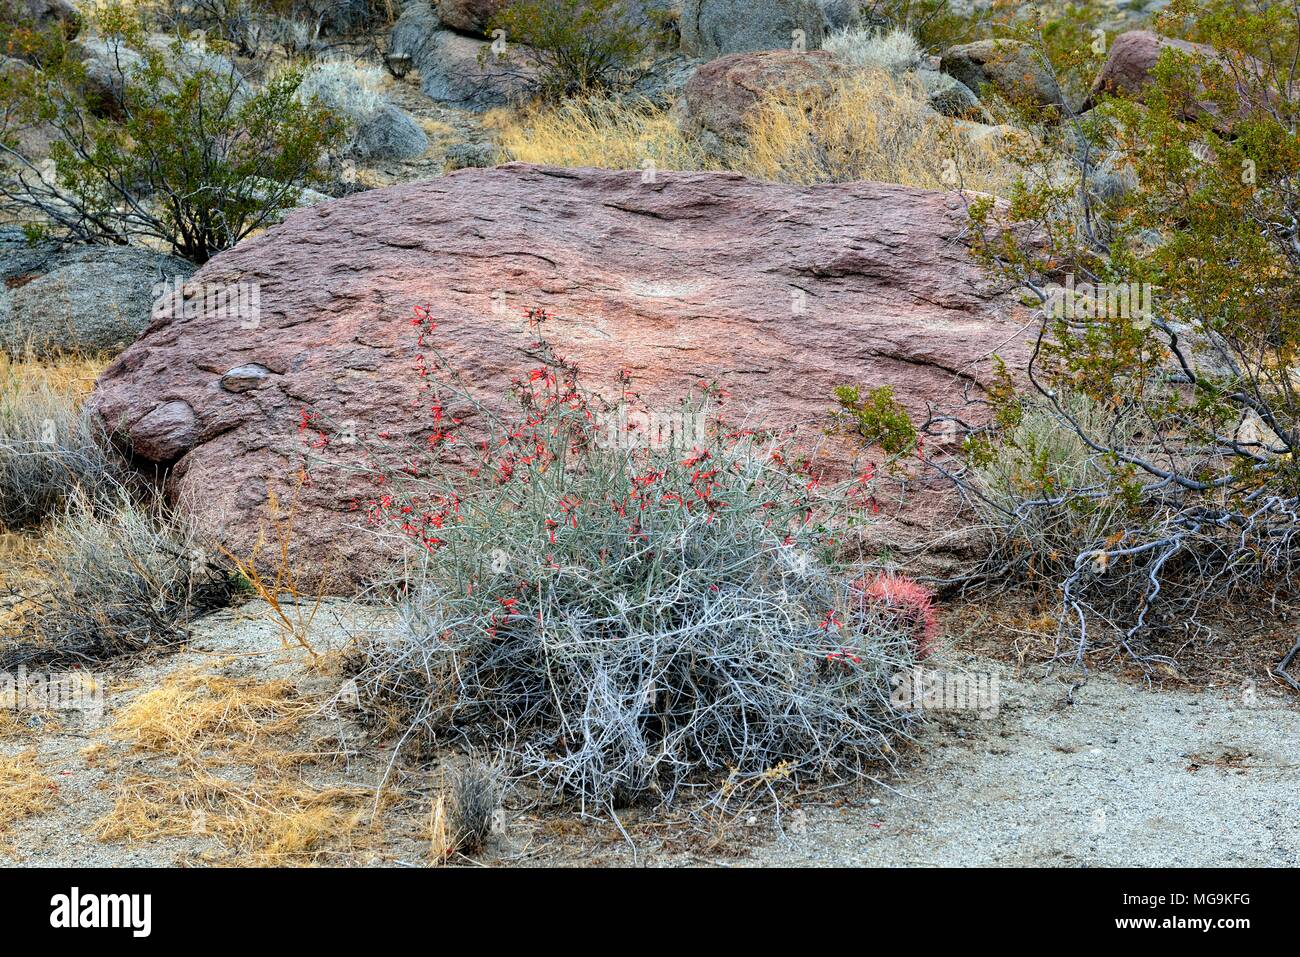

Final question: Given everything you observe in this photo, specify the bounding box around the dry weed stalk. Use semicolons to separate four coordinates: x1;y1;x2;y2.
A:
220;486;324;659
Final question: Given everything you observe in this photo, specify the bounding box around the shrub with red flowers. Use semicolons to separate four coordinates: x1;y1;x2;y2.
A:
321;308;924;809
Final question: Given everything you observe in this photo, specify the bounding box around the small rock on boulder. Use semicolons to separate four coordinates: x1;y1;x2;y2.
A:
434;0;507;36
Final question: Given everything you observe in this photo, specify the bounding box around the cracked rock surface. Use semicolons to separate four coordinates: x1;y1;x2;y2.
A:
88;163;1031;586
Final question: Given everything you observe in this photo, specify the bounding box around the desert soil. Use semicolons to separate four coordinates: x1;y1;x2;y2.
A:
2;600;1296;867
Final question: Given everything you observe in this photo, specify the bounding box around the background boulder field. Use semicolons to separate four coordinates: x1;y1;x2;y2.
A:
88;163;1031;584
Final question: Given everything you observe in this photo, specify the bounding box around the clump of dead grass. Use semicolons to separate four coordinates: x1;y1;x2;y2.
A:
95;772;370;867
488;96;713;172
108;672;306;765
491;75;1028;198
0;749;56;844
1;491;236;669
735;70;1029;194
0;349;120;529
94;670;374;866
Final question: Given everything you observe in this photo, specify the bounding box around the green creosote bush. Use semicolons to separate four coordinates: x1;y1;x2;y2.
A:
0;2;344;264
963;0;1300;676
487;0;655;102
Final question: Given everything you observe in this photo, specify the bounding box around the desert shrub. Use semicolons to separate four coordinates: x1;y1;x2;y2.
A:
860;0;996;52
488;0;654;101
0;4;343;263
0;356;123;528
963;0;1300;677
490;94;712;171
823;26;921;74
734;70;1029;195
295;58;386;119
0;490;236;668
333;314;920;810
141;0;269;55
140;0;394;53
963;389;1135;589
834;384;918;455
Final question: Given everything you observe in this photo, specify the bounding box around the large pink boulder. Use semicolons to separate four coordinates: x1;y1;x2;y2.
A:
1088;30;1263;131
88;164;1032;586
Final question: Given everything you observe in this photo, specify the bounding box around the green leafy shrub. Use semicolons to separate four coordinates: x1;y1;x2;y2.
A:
0;5;343;263
488;0;653;101
834;384;918;455
965;0;1300;678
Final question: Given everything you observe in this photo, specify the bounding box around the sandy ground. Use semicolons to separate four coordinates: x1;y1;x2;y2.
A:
2;600;1296;867
746;653;1300;867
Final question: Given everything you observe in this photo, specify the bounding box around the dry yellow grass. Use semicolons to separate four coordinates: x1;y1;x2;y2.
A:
735;71;1029;195
0;350;107;400
95;772;370;867
489;98;715;173
0;749;56;844
492;72;1028;199
107;672;307;766
95;670;374;865
0;351;110;630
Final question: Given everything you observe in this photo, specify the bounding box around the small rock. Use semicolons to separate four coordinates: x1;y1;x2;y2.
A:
920;69;988;121
128;399;200;462
678;49;849;146
220;364;272;393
